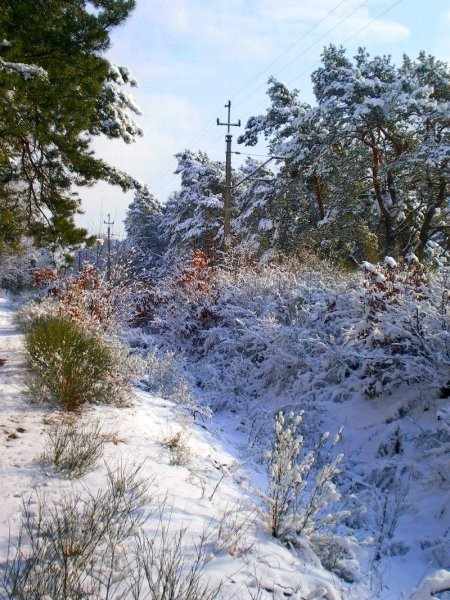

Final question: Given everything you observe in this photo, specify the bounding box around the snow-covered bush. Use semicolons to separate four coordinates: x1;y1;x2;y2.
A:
309;534;360;583
20;262;144;333
265;411;348;541
145;252;221;355
24;315;131;411
30;266;58;290
213;502;257;557
350;260;449;397
128;521;222;600
40;416;105;478
133;348;212;418
136;348;192;401
0;248;38;293
50;263;138;332
150;260;447;413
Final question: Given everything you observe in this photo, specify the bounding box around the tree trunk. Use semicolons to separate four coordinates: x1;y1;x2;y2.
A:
312;172;325;221
371;148;394;257
415;175;447;259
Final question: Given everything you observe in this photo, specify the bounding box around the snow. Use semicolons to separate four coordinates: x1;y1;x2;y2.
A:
0;58;47;80
1;277;449;599
410;569;450;599
383;256;398;269
258;218;274;231
0;293;362;598
361;261;376;272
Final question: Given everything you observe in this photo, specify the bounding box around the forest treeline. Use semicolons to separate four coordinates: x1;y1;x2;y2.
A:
126;46;449;270
0;1;448;270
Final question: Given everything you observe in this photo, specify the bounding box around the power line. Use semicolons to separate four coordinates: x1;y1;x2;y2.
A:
232;151;277;158
143;0;368;190
230;0;349;101
233;0;371;110
147;0;404;199
232;0;404;122
146;1;352;188
286;0;404;87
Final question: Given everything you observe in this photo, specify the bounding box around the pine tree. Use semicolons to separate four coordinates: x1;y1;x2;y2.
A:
311;45;449;259
0;0;141;253
160;150;225;265
124;186;165;270
238;48;449;262
233;157;277;259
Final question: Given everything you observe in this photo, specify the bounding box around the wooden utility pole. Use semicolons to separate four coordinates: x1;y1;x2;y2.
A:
104;213;114;282
217;101;240;252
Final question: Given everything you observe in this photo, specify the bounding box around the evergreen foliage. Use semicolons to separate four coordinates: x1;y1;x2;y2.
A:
160;150;225;263
124;186;166;271
237;47;449;263
0;0;141;252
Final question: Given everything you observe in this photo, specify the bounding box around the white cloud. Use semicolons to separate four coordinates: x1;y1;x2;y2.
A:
77;94;206;235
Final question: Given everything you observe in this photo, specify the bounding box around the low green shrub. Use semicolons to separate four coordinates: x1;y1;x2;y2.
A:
24;315;130;410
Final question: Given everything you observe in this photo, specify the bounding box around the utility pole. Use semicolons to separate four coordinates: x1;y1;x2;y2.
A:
217;100;240;252
104;213;114;283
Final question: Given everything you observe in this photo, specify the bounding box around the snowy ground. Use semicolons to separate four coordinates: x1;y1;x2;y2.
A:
0;292;449;599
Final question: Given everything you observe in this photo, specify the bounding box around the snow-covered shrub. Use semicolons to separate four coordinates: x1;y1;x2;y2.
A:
136;348;192;401
50;263;136;332
14;296;60;330
146;259;447;418
309;534;360;583
0;251;35;293
1;459;223;600
133;347;211;418
143;251;222;353
23;262;143;333
189;264;354;408
265;411;348;541
351;260;449;397
30;266;58;290
213;502;257;557
175;250;217;302
24;315;131;410
40;415;105;478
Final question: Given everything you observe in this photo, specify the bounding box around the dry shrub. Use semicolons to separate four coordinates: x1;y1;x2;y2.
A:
40;416;105;477
161;425;192;467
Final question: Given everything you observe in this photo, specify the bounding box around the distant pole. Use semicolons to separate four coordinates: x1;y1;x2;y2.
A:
104;214;114;282
217;100;240;252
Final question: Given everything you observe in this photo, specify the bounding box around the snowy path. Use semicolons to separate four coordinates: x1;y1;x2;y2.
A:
0;295;50;545
0;294;26;408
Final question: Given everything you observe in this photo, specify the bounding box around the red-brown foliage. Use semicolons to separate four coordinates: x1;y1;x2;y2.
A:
31;267;58;289
175;250;216;301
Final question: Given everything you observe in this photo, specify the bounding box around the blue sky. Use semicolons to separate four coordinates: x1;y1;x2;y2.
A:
80;0;450;236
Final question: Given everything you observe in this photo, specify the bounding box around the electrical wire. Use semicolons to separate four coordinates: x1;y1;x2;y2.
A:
230;0;349;100
148;0;404;197
145;0;369;189
233;0;371;109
